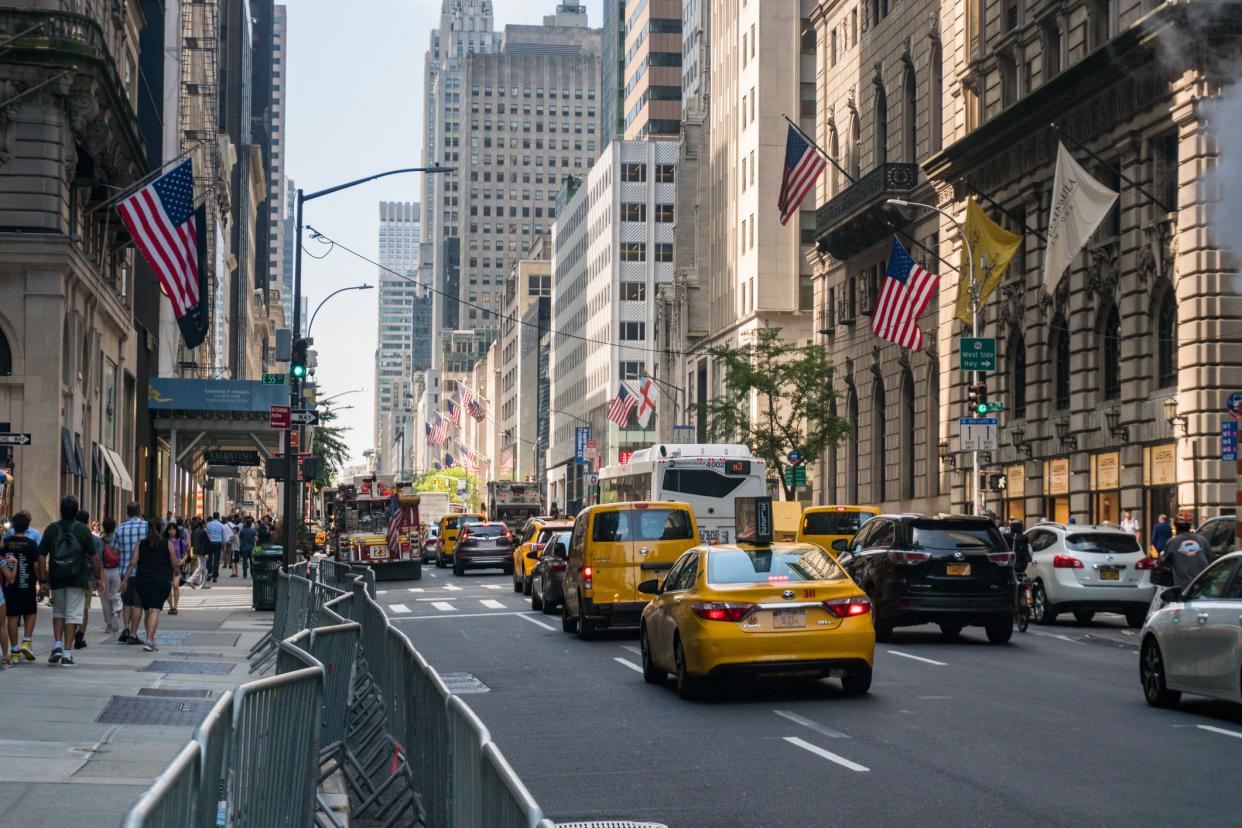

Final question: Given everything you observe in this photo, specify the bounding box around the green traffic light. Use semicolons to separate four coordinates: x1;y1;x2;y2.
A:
291;364;307;378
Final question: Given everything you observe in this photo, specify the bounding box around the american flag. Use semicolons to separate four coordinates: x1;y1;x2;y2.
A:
607;384;638;427
116;159;200;317
447;399;462;427
456;443;481;474
466;398;487;423
872;238;939;351
386;493;408;552
430;414;450;446
458;381;475;408
778;124;827;225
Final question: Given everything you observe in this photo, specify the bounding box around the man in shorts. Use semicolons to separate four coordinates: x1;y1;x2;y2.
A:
38;496;103;666
1;511;41;662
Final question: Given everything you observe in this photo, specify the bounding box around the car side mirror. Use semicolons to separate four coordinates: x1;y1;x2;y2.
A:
1161;586;1182;604
526;549;540;560
638;578;661;595
831;539;848;552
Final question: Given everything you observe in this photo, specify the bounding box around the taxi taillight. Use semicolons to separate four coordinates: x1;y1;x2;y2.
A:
582;565;593;589
822;596;871;618
692;602;755;622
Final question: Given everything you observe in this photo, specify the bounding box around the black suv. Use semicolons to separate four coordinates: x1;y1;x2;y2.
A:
837;514;1017;643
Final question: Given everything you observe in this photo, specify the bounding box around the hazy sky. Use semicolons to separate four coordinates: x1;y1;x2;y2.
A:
285;0;603;464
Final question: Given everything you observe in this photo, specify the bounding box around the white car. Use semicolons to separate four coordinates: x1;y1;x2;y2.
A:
1139;551;1242;708
1024;523;1156;628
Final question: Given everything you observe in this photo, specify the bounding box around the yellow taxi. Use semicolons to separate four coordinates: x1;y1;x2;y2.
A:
512;517;574;594
638;497;875;699
797;505;880;555
561;501;700;639
434;512;485;568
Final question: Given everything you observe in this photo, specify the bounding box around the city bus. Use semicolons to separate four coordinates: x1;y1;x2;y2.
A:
597;444;767;544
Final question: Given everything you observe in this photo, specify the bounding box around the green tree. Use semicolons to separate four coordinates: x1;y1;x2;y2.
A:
412;467;479;508
310;403;350;490
703;327;850;500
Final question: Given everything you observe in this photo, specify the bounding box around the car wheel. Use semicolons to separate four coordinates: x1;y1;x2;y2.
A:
640;626;665;684
1073;611;1095;625
411;563;422;581
576;595;597;641
435;553;446;569
531;577;544;611
674;636;701;700
840;664;872;695
523;574;533;596
1125;608;1148;629
452;559;464;577
986;617;1014;644
1140;638;1181;708
1032;582;1057;625
512;568;523;592
560;601;577;633
939;624;963;640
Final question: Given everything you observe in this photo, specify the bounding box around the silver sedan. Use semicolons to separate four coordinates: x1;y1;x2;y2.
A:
1139;551;1242;708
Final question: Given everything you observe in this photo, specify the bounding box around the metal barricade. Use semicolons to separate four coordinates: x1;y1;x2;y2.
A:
119;740;201;828
447;695;489;828
480;741;550;828
193;690;234;828
246;570;289;664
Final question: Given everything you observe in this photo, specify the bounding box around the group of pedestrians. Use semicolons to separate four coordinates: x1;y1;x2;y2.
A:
0;498;277;667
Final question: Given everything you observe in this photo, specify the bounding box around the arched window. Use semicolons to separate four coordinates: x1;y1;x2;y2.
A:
872;379;886;503
874;85;888;166
826;398;839;502
1054;315;1070;410
0;329;11;376
901;368;916;500
847;389;859;502
829;125;840;195
929;41;943;152
904;66;917;164
1101;303;1120;400
1008;327;1027;419
1154;283;1177;388
849;114;861;180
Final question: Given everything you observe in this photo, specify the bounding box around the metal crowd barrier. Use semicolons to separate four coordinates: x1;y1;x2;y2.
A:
124;564;555;828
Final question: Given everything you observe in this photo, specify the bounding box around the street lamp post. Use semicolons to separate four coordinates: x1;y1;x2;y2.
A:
307;284;373;337
887;198;980;515
283;166;453;566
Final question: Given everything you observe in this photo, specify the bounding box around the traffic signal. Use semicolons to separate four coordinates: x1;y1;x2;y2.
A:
291;337;309;379
967;382;985;414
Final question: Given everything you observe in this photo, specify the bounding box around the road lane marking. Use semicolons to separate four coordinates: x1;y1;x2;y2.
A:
388;603;411;614
620;645;642;656
432;602;456;612
417;597;455;601
427;572;438;578
886;649;947;666
773;710;848;739
482;584;502;590
518;613;557;631
783;737;869;772
614;657;643;674
395;611;533;620
407;588;425;593
1028;630;1086;645
480;599;505;609
377;590;389;595
443;584;462;591
1197;725;1242;740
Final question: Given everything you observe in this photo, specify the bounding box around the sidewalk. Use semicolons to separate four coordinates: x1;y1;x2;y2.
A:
0;580;269;827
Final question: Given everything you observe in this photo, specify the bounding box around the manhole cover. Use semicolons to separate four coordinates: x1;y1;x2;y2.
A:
97;696;214;726
439;672;489;694
556;823;669;827
138;688;214;698
142;660;236;675
154;632;188;645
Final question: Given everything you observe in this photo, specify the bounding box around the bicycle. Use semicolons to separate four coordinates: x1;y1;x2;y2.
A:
1015;574;1033;632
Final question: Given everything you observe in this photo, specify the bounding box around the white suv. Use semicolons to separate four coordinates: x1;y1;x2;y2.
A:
1024;523;1157;628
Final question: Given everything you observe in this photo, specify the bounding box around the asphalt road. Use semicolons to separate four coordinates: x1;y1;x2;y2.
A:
380;566;1242;827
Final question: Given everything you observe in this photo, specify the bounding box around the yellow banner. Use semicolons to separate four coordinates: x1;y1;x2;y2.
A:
954;199;1022;324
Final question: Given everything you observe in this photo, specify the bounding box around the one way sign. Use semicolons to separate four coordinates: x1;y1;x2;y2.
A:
290;409;320;427
0;433;32;446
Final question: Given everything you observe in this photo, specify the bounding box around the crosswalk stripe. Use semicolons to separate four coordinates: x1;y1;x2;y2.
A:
480;599;505;609
432;602;456;612
482;584;502;590
407;588;425;593
389;603;411;614
443;584;462;591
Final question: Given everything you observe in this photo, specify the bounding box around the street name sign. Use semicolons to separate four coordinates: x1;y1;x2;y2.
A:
290;409;321;426
1223;421;1238;462
959;337;997;372
261;373;286;385
959;417;999;451
783;465;807;488
269;405;291;430
0;433;32;446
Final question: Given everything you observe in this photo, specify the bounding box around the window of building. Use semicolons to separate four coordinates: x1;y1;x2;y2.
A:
621;202;646;222
903;67;917;164
621;282;646;301
1008;327;1027;419
621;163;647;182
901;368;916;500
1154;282;1177;388
654;243;674;262
655;164;676;183
831;29;838;66
1042;21;1061;79
799;275;813;310
1101;303;1121;400
801;18;816;53
849;114;861;179
1054;316;1071;410
800;82;816;120
847;388;859;501
620;361;645;380
1158;133;1178;212
872;379;886;502
620;242;647;261
619;321;646;341
654;204;674;223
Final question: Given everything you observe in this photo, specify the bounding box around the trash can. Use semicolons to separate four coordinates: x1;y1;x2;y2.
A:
251;546;284;611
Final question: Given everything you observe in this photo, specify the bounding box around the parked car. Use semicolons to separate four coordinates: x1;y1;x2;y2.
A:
1139;551;1242;708
1024;523;1156;628
1197;515;1238;561
529;530;572;614
836;514;1017;643
453;521;516;576
420;525;440;564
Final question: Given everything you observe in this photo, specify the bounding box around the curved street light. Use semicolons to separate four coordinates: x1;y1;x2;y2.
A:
319;387;366;405
307;284;373;337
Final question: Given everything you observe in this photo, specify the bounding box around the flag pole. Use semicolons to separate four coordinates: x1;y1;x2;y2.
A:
93;142;206;213
782;113;855;185
1050;123;1172;212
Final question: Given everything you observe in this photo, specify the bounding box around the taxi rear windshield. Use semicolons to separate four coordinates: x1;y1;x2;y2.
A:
802;511;873;536
444;516;480;530
592;509;695;542
1065;533;1141;554
708;548;844;584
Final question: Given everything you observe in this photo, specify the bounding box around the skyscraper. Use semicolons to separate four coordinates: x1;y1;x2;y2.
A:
602;0;626;142
268;5;288;317
375;202;423;473
621;0;683;139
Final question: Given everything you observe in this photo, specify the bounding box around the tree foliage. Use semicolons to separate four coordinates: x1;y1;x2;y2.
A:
703;327;850;499
310;403;350;489
412;467;479;507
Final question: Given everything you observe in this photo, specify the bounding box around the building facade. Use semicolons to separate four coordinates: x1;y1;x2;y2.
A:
268;4;287;326
622;0;683;139
374;201;423;476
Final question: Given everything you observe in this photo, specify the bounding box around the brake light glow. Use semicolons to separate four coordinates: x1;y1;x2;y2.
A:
822;596;872;618
1134;556;1156;570
1053;554;1084;569
988;551;1016;566
582;565;592;590
692;602;755;622
888;550;932;564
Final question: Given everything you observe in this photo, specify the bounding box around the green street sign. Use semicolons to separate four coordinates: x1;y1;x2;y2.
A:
262;373;286;385
959;337;996;372
784;465;807;489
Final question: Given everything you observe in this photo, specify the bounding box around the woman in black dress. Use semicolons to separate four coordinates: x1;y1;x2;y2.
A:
120;521;178;652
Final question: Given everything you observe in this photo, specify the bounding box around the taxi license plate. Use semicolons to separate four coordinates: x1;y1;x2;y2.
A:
1100;568;1120;581
946;564;971;576
772;609;806;629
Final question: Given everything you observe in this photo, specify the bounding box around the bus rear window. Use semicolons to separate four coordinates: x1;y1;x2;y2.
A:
802;511;873;536
662;469;747;499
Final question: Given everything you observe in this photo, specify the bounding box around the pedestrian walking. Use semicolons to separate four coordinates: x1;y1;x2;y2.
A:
1150;514;1173;556
203;512;230;587
228;515;242;577
112;502;149;644
238;516;257;579
257;516;273;546
188;517;208;588
0;549;14;666
166;523;188;615
2;511;41;663
121;521;178;652
74;510;100;649
99;517;122;633
1121;510;1141;541
1160;514;1212;589
37;496;103;666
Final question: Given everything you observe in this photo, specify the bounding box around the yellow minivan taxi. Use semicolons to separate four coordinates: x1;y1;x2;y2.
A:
560;502;700;639
797;505;880;556
513;518;574;594
435;512;485;568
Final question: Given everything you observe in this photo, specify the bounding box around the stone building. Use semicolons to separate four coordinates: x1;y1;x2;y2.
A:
810;0;1242;537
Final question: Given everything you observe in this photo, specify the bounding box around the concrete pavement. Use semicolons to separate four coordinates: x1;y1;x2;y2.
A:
0;582;269;827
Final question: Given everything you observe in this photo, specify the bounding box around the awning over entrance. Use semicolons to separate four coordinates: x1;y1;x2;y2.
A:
99;445;134;492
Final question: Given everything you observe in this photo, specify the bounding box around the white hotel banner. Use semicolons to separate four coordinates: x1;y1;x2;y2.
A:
1040;141;1120;291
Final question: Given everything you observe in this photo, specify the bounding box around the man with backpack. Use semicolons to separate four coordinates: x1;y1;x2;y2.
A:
37;496;103;666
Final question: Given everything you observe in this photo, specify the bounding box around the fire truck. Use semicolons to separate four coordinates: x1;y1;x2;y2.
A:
328;479;422;581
